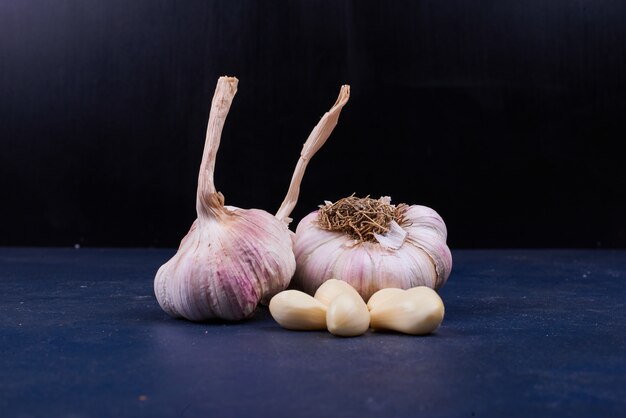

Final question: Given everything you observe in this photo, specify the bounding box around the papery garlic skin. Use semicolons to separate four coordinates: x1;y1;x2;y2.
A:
155;205;295;321
293;202;452;301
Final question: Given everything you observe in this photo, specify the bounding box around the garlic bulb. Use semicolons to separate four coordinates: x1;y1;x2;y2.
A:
154;76;350;321
292;195;452;301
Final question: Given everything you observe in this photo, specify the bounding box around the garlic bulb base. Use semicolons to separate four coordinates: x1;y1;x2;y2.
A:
317;196;408;243
366;288;405;311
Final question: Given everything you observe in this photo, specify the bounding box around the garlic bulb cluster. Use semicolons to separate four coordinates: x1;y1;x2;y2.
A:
155;76;350;321
292;195;452;301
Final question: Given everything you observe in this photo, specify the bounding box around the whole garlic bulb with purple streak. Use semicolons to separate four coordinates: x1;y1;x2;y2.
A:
154;76;350;321
292;196;452;301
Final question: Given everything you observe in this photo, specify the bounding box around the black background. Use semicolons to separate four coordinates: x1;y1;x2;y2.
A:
1;0;624;248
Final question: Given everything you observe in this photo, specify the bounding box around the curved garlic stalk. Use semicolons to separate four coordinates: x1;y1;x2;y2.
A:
292;196;452;301
276;85;350;223
154;77;350;321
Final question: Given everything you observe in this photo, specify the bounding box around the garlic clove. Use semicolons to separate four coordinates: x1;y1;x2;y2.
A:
269;290;327;331
366;287;405;311
326;292;370;337
369;288;444;335
314;278;361;306
406;285;442;299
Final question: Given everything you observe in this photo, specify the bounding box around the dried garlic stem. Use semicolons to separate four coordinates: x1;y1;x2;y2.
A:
196;76;239;219
275;85;350;223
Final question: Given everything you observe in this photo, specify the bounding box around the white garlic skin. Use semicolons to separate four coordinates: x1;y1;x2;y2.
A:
293;205;452;301
154;206;295;321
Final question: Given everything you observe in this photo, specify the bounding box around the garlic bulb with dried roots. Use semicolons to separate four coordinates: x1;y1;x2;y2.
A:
154;76;350;321
292;195;452;301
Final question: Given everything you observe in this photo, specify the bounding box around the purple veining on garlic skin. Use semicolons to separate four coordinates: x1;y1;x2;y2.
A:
157;235;290;319
155;204;296;321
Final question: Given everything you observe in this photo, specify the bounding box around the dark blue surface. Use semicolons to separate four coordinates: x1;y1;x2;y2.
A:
1;248;625;417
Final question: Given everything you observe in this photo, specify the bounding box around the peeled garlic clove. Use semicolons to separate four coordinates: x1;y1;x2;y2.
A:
366;287;405;311
326;292;370;337
314;279;361;306
370;288;444;335
406;286;441;298
269;290;327;330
